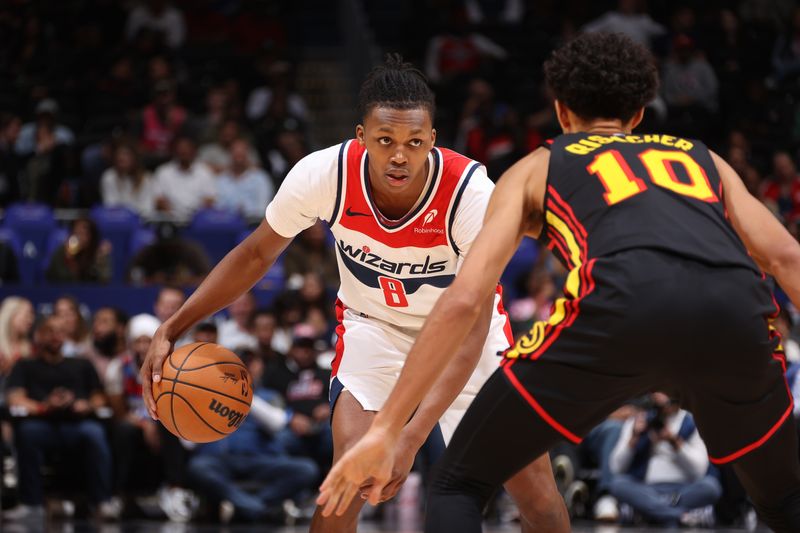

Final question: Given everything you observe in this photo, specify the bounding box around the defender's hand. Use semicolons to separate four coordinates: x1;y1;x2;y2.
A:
318;427;397;516
362;432;419;502
140;327;174;420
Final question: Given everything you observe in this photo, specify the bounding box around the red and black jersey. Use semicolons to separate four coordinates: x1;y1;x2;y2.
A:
541;132;758;276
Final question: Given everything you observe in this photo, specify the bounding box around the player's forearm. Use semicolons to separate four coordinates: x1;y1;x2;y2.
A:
373;286;486;438
769;251;800;310
162;235;285;340
402;294;494;446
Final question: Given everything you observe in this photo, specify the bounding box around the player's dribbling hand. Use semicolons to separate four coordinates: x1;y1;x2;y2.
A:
140;326;174;421
318;426;396;516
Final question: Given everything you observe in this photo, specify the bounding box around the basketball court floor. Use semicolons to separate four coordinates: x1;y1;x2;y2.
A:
0;520;766;532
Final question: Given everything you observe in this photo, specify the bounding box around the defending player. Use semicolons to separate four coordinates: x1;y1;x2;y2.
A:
319;33;800;533
140;55;568;532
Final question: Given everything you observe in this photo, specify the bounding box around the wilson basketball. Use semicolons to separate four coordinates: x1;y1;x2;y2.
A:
154;342;253;443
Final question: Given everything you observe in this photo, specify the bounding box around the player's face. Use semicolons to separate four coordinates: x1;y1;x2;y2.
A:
357;106;436;194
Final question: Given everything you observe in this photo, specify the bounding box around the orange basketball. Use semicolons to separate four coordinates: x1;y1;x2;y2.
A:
154;342;253;443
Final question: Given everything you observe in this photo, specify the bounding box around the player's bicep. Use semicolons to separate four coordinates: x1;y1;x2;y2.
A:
712;151;800;273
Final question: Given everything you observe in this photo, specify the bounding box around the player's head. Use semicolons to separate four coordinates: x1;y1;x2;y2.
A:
356;53;436;195
544;32;659;133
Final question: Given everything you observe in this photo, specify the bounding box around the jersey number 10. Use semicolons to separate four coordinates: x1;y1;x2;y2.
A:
587;149;718;206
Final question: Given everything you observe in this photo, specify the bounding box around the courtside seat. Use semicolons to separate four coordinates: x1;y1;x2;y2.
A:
183;208;246;264
2;203;56;285
90;205;142;282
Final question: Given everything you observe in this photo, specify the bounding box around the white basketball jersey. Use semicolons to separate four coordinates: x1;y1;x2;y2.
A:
265;140;513;365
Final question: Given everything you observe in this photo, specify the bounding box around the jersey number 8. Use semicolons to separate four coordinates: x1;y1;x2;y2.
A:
378;276;409;308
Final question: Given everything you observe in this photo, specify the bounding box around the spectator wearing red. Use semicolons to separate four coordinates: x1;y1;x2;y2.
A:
136;81;187;168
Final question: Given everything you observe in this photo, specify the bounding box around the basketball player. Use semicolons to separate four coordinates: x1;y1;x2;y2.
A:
318;33;800;533
140;55;568;532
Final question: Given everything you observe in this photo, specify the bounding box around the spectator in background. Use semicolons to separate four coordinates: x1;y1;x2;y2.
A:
216;139;274;219
18;101;74;205
187;349;317;523
423;12;508;86
193;322;217;344
87;307;128;381
583;0;666;49
4;316;117;522
454;78;521;179
266;324;333;474
127;230;211;286
762;151;800;221
662;34;719;138
283;221;338;289
218;291;257;352
608;393;721;527
53;295;91;358
194;86;238;146
0;296;34;375
246;60;308;126
105;313;163;500
507;267;556;337
154;285;185;324
14;99;75;157
125;0;186;49
772;7;800;83
252;309;284;366
46;217;112;283
197;119;260;176
262;126;308;187
101;144;157;218
136;80;187;168
154;136;216;221
0;113;22;206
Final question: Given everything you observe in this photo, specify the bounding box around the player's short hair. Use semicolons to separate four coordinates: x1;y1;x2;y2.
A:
358;53;435;120
544;32;659;122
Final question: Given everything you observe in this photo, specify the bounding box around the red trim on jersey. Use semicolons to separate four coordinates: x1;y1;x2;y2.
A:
331;299;346;377
709;402;793;465
546;226;576;270
529;259;597;360
495;285;513;345
336;143;477;249
548;187;588;240
503;359;582;444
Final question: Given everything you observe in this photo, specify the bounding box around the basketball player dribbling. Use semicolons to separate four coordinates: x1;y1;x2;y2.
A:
319;33;800;533
140;55;568;532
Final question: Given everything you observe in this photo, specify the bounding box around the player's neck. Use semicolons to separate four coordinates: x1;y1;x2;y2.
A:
370;160;431;220
582;120;630;135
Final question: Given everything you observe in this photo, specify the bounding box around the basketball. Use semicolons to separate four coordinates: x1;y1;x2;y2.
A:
154;342;253;443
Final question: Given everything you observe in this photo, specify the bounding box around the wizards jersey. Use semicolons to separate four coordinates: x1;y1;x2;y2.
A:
265;140;505;330
542;132;758;276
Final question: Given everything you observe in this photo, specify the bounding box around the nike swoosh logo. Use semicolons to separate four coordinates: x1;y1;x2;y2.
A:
346;207;371;217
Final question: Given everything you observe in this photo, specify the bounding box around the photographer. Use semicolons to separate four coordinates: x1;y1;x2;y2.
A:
3;316;117;522
607;392;722;527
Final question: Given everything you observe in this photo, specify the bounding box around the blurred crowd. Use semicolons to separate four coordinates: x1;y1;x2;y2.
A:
1;0;800;529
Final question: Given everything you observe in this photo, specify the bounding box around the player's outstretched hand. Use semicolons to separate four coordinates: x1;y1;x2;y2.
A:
140;327;174;420
318;426;396;516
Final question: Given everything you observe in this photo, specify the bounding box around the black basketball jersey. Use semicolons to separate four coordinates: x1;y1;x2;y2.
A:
541;132;758;276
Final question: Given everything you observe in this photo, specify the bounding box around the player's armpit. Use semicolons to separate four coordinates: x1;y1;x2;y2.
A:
712;151;800;306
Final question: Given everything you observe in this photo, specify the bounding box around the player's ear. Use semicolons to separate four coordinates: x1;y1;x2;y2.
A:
430;128;436;147
356;124;365;145
628;108;645;131
554;100;570;132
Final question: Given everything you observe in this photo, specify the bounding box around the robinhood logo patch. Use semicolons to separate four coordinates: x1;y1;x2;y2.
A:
423;209;438;225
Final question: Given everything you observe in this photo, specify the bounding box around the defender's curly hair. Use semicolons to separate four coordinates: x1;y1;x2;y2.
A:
358;53;435;119
544;32;659;122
